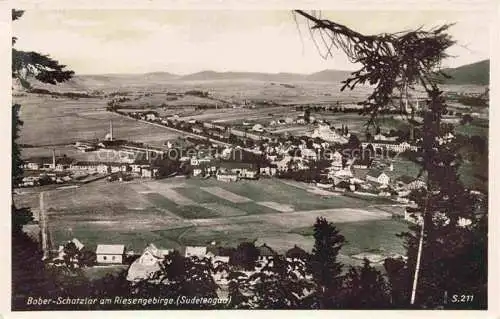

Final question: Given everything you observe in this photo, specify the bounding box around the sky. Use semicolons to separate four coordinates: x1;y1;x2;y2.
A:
13;10;491;75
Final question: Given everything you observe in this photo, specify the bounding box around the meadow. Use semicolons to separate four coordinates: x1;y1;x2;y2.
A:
14;177;399;264
14;95;182;149
13;78;487;265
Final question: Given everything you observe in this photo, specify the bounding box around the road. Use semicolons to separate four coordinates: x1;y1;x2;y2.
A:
110;111;261;154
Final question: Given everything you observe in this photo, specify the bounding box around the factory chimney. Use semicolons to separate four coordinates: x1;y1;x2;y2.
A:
52;149;56;169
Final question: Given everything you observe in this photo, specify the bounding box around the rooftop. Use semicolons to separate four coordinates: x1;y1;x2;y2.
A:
185;246;207;257
96;244;125;255
220;161;257;170
258;243;277;257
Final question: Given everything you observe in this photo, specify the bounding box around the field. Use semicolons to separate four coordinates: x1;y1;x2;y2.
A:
14;95;183;152
14;177;404;264
13;78;487;266
289;219;408;257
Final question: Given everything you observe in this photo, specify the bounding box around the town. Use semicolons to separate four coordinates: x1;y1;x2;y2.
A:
11;8;489;311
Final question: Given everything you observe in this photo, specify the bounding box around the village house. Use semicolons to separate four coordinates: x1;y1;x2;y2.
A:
24;160;42;171
361;141;418;153
366;169;390;185
311;124;348;144
23;156;74;171
206;246;232;266
20;176;40;187
219;162;259;180
296;116;306;125
141;166;160;179
285;245;308;261
216;170;239;182
259;164;278;177
252;124;264;132
275;156;292;172
191;125;204;135
126;244;171;282
184;246;208;258
438;132;455;145
207;129;230;140
374;133;398;142
70;161;110;174
144;112;159;121
395;175;427;191
96;244;125;264
330;167;353;185
54;157;74;171
53;238;85;264
109;163;129;173
328;150;343;171
130;163;145;174
193;167;203;177
352;157;372;169
301;148;318;161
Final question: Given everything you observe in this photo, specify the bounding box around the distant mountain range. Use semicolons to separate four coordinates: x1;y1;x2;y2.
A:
15;60;488;93
440;59;489;85
83;59;489;85
141;69;352;82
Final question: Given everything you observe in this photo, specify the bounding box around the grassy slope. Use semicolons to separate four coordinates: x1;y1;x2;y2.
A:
441;60;489;85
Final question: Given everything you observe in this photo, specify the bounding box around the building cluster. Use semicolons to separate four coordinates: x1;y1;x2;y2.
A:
20;155;160;188
106;108;426;198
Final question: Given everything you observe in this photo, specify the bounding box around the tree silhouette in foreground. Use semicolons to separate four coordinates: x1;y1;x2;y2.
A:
342;259;391;309
308;217;345;308
294;10;487;309
12;9;74;310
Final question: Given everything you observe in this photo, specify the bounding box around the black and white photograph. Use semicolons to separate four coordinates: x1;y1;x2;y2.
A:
8;3;494;312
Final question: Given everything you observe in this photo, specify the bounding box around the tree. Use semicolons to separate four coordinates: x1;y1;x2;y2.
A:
132;251;219;309
341;259;392;309
246;255;314;309
12;9;75;309
308;217;346;308
460;114;473;125
304;107;311;123
294;10;486;309
231;241;260;271
62;241;79;269
365;131;373;142
78;248;97;267
346;134;361;150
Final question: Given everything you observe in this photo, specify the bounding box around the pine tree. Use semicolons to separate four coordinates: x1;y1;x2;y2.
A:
11;9;75;309
341;259;392;309
294;10;487;309
245;255;314;309
308;217;346;308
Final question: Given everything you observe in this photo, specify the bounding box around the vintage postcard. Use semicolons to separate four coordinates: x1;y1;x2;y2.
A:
5;0;496;316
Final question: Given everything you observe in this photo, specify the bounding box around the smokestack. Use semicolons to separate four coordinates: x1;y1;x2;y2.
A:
109;120;113;141
52;149;56;169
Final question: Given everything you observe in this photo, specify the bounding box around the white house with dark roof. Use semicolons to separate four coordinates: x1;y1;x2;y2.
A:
126;243;171;282
96;244;125;264
184;246;207;258
366;169;390;185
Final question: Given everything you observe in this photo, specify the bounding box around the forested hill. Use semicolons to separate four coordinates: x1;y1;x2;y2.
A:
441;60;489;85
